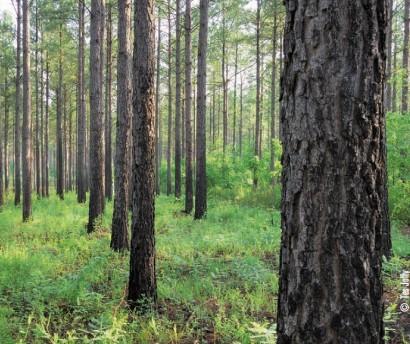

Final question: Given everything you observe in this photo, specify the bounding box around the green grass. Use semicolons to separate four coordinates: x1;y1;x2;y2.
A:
0;192;280;343
0;188;408;343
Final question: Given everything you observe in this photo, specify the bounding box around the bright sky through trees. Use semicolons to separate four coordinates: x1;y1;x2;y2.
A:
0;1;14;15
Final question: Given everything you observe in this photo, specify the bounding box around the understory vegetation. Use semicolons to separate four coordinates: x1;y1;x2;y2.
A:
0;190;281;343
0;114;409;343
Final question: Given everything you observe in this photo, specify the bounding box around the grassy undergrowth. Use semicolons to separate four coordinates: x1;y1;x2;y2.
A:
0;192;281;343
1;190;409;343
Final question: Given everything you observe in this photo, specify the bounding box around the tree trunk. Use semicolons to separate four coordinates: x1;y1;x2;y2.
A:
233;42;238;152
105;3;113;201
14;0;21;206
64;87;68;191
392;40;397;113
402;0;409;113
174;0;182;199
56;27;64;200
217;87;221;143
45;57;49;197
22;0;32;221
270;1;277;186
44;57;49;197
0;93;3;207
167;0;172;196
279;26;283;142
212;74;216;149
194;0;209;220
4;79;10;192
385;0;393;111
88;0;105;233
111;0;131;253
41;45;45;197
68;95;73;191
155;15;161;196
185;0;193;214
277;1;390;343
86;110;90;192
222;2;228;155
35;4;40;199
128;0;157;309
253;0;261;188
77;0;86;203
193;84;196;164
239;77;243;157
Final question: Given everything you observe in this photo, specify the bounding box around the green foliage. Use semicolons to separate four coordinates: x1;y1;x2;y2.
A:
205;143;282;209
387;112;410;225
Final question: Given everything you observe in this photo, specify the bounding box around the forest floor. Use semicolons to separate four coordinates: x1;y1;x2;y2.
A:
0;192;409;343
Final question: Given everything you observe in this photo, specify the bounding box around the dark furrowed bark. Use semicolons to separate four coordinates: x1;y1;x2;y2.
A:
277;1;390;343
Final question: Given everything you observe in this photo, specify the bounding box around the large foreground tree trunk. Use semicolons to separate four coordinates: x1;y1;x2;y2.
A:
194;0;209;220
277;1;390;343
128;0;157;308
111;0;131;253
22;0;32;221
88;0;105;233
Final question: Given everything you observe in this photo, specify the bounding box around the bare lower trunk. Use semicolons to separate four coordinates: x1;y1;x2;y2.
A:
392;42;397;112
88;0;105;233
68;94;73;191
155;16;161;196
222;3;228;154
277;1;390;343
45;57;49;197
14;0;21;206
270;2;277;186
166;0;172;196
111;0;132;253
41;47;45;197
77;0;86;203
4;84;10;191
105;4;113;201
22;0;32;221
233;42;238;152
184;0;193;214
385;0;393;111
253;0;261;188
194;0;208;220
0;95;3;207
239;78;243;157
56;27;64;200
35;5;40;199
128;0;157;309
174;0;182;199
